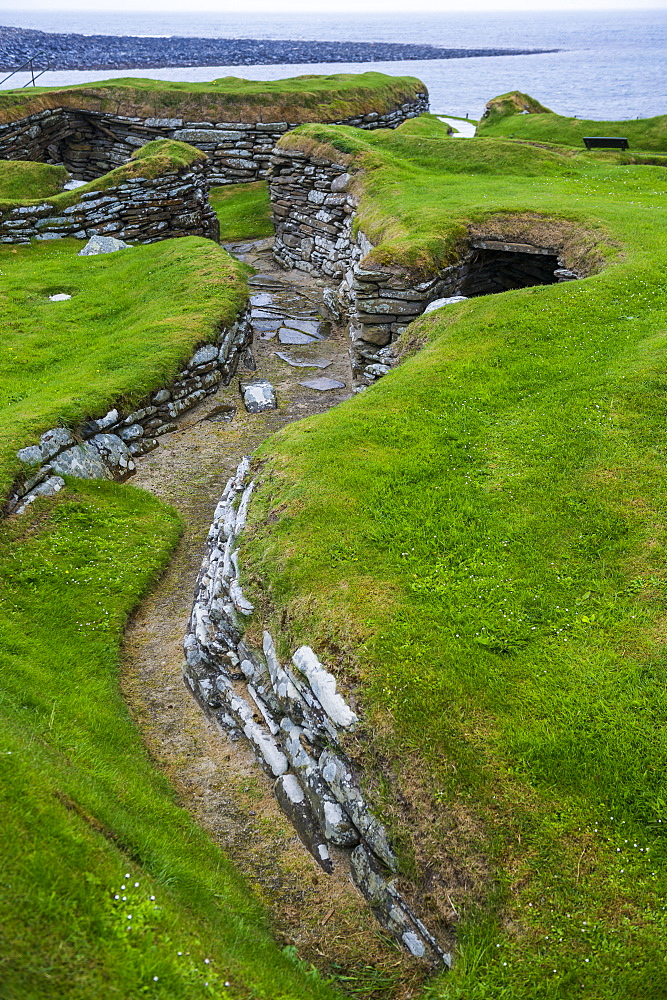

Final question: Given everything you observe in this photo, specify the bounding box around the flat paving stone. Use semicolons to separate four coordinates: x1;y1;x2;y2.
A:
252;317;282;329
299;377;346;391
252;308;285;319
250;292;274;307
274;352;333;369
283;319;322;336
278;329;318;345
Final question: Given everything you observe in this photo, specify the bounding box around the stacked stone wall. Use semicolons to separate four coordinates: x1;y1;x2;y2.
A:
183;457;452;967
269;146;580;378
0;159;218;244
0;93;429;185
7;308;252;515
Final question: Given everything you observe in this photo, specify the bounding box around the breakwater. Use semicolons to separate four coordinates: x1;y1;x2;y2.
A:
0;25;558;72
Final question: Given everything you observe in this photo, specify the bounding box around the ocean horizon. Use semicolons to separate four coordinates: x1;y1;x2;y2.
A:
0;8;663;120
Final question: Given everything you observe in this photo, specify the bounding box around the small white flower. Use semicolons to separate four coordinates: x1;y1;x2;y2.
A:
134;882;139;887
150;895;155;900
125;873;130;878
127;914;132;920
153;976;158;982
204;959;210;964
114;895;119;900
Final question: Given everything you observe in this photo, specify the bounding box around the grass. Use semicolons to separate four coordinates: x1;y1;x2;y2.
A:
238;112;667;997
0;237;247;495
476;90;667;152
0;481;339;1000
0;72;427;127
0;236;346;998
211;181;273;241
0;160;68;201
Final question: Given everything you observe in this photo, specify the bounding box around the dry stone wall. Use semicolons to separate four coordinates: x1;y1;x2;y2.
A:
269;145;580;380
0;159;218;244
0;94;429;186
7;309;251;515
184;457;451;967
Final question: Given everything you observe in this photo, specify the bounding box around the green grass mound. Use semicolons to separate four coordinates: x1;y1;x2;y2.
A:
241;113;667;998
278;115;612;273
0;238;246;496
0;72;426;127
477;90;667;152
0;138;207;216
0;159;69;201
0;237;344;998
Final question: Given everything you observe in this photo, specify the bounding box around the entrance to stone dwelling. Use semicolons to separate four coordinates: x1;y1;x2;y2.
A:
458;240;575;297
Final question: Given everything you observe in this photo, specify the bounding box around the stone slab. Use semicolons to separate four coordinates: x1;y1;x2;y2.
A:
279;329;318;345
78;235;132;256
298;377;346;391
240;379;277;413
274;352;332;369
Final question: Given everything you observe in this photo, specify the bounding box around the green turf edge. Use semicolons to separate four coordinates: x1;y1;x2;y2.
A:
234;115;667;998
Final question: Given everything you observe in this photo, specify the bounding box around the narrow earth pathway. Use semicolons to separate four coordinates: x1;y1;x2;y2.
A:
122;238;426;997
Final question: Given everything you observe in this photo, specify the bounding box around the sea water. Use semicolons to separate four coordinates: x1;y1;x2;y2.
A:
0;8;664;120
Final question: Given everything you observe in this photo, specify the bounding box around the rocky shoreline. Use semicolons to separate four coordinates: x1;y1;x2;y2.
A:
0;25;558;72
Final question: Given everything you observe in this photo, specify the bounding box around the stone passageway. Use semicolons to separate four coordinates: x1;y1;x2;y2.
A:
122;237;428;995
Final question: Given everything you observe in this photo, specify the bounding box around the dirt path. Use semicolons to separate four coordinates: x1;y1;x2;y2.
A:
122;239;425;997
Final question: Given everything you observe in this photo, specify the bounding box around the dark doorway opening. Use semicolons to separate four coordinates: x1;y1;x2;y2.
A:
458;247;562;297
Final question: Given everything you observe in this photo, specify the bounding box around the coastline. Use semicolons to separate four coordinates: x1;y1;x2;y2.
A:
0;25;558;73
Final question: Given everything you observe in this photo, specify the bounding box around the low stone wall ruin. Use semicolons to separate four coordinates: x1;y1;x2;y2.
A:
0;95;429;186
7;309;252;515
0;158;218;245
269;144;580;380
183;457;451;967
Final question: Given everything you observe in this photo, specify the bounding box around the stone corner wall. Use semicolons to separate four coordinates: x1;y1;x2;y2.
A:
6;308;252;516
0;158;218;245
268;145;582;384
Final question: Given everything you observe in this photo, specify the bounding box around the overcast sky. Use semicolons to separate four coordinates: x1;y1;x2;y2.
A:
3;0;665;12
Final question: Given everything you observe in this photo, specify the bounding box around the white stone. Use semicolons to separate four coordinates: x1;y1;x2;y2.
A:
280;773;305;804
402;932;427;958
48;293;72;302
423;295;468;314
292;646;357;729
78;235;132;256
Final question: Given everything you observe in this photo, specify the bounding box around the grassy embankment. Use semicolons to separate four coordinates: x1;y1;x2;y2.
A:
211;181;273;241
476;90;667;155
236;111;667;998
0;160;68;201
0;72;426;127
0;236;341;1000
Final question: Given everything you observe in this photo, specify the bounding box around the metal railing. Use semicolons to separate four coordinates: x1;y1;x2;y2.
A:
0;53;51;88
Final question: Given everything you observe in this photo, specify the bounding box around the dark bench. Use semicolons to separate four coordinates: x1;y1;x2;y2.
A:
583;136;629;150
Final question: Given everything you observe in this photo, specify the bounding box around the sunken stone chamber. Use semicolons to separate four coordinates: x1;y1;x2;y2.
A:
268;144;580;378
458;243;561;296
